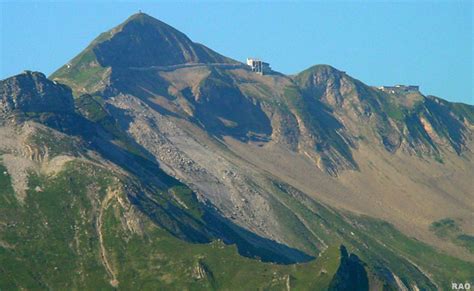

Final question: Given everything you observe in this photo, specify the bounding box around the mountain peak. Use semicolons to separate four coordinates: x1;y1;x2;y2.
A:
297;64;346;80
127;11;152;20
77;12;235;69
294;64;350;98
92;13;230;68
51;13;236;93
124;11;161;23
117;12;183;36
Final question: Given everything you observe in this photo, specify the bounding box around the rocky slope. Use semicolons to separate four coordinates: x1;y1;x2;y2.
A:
1;13;473;290
295;64;473;157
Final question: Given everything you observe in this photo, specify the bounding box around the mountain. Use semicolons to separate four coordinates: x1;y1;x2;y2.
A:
1;13;473;290
51;13;237;95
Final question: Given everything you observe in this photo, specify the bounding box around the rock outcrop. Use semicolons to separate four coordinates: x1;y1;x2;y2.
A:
0;71;74;114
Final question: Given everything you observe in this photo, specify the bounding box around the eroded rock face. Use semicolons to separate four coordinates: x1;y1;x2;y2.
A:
0;71;74;114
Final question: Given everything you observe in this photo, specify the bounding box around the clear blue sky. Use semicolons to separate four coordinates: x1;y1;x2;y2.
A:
1;1;473;104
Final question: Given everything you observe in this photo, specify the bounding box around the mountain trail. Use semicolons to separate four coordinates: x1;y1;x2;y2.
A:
97;187;120;287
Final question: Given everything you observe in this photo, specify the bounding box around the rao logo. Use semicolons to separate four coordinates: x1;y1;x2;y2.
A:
452;282;471;290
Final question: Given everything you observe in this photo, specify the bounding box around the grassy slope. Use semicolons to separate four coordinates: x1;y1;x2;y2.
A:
50;49;109;96
0;161;340;290
0;162;111;289
430;218;474;254
269;181;474;290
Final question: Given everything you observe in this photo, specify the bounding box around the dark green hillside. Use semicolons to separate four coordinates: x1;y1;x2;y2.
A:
0;161;340;290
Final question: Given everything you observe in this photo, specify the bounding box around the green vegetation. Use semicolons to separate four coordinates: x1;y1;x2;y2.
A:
430;218;474;254
271;181;474;290
430;218;460;238
363;217;474;288
75;94;108;122
0;161;113;289
267;193;321;255
50;50;109;95
457;235;474;254
71;63;106;87
381;97;405;121
169;185;204;220
0;160;341;290
0;163;16;206
102;202;341;290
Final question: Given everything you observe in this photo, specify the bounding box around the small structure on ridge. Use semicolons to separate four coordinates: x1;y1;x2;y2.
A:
246;58;271;75
378;85;419;94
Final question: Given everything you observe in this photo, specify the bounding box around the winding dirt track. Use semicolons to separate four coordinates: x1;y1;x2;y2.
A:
97;188;119;287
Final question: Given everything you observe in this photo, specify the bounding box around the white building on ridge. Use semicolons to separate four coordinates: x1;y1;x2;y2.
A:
378;85;419;94
246;58;271;75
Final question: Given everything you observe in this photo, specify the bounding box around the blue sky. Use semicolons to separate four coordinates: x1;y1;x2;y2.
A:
1;1;472;104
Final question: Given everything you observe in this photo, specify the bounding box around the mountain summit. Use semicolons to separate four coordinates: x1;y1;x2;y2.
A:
92;13;234;68
51;13;236;93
